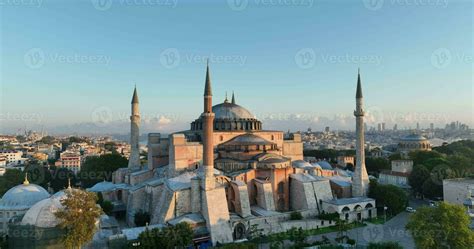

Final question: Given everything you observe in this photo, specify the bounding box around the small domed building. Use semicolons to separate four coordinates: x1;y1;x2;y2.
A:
0;176;50;233
398;133;431;159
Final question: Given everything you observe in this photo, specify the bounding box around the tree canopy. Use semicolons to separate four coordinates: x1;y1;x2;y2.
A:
406;202;474;249
369;180;408;215
55;189;102;249
136;222;193;249
79;154;127;188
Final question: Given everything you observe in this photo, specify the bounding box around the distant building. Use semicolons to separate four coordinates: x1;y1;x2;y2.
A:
398;134;431;159
336;156;354;168
0;150;23;166
378;160;413;188
0;156;6;176
55;152;82;173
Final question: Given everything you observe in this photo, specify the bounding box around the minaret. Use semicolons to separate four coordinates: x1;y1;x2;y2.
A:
128;86;141;169
202;61;215;190
352;69;369;197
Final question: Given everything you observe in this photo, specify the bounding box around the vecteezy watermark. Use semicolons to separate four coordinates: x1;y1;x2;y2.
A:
0;112;44;123
0;0;43;7
362;225;384;242
430;48;473;69
294;48;382;69
159;48;247;69
363;0;449;11
227;0;314;11
91;0;178;11
91;106;114;127
24;48;112;69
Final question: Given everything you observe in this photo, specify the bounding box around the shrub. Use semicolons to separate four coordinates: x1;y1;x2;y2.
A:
289;211;303;220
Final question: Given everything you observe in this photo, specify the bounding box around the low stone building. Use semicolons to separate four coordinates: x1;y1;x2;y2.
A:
378;160;413;188
322;197;376;222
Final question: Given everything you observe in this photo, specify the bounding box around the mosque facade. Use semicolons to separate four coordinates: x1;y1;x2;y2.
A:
90;66;376;245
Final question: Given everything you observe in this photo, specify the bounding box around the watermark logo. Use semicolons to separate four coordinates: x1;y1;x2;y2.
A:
295;48;316;69
363;0;384;11
295;48;382;69
160;48;181;69
431;48;451;69
227;0;249;11
24;48;45;69
362;225;384;242
159;48;247;69
91;0;178;11
91;0;113;11
91;106;113;127
0;0;43;7
23;48;111;69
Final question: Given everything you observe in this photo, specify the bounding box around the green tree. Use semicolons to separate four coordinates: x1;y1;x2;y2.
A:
406;202;474;249
100;200;113;215
369;180;408;215
50;167;76;192
287;227;306;247
55;189;102;249
134;210;151;227
0;169;24;196
408;165;430;196
136;222;193;249
365;157;390;174
79;154;127;188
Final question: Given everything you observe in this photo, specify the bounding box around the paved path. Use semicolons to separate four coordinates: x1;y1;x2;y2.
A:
256;211;416;249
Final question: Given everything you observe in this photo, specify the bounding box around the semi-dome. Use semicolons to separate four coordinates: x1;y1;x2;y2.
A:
0;182;50;210
223;133;273;146
21;193;65;228
212;102;255;120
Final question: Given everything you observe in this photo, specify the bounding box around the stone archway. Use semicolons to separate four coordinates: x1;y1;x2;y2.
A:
233;222;247;240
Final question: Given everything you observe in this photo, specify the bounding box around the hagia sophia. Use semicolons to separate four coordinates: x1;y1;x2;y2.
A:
0;65;377;247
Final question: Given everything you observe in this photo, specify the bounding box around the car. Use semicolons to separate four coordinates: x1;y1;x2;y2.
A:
406;207;416;213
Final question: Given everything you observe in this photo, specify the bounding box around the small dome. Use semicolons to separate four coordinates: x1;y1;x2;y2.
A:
22;189;71;228
292;160;312;168
402;134;427;141
213;102;255;120
0;183;50;210
318;161;333;170
88;181;116;192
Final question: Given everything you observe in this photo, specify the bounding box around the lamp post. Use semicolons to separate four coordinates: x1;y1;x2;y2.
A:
384;206;388;223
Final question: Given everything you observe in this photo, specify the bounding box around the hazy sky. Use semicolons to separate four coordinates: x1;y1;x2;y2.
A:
0;0;472;134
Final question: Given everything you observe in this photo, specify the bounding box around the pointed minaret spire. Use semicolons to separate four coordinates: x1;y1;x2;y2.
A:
204;59;212;97
128;86;141;169
231;91;235;104
356;68;363;99
132;85;139;104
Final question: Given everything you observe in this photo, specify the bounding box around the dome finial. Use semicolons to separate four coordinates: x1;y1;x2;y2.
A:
224;92;229;103
67;178;72;189
23;172;29;185
231;91;236;104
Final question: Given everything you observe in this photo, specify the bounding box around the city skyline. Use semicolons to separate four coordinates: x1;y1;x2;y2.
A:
1;1;472;134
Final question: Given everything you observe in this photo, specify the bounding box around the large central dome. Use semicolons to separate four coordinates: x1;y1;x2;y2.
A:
212;102;255;120
191;98;262;132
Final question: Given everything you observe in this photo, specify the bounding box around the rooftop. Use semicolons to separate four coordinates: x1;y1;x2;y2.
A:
323;197;374;206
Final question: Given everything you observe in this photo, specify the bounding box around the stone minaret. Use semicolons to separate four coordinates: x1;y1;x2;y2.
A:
352;70;369;197
202;62;215;190
128;86;141;169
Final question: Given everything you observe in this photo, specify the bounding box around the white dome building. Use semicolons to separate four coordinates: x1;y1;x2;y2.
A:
0;176;50;233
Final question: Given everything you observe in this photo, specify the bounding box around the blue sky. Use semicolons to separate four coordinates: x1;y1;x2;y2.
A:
0;0;472;134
